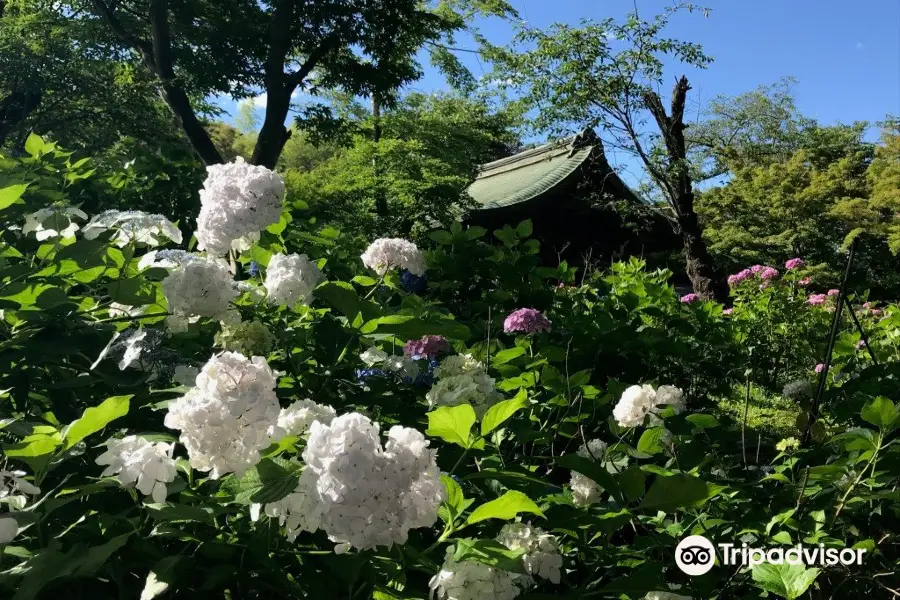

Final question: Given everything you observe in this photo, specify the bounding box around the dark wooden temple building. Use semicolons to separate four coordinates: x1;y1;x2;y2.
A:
465;129;678;267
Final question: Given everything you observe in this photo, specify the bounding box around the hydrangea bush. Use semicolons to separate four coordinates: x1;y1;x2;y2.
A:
0;139;899;599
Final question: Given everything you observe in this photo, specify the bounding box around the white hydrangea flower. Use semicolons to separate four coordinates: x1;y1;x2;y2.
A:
613;384;658;428
250;470;321;542
173;364;200;386
0;517;17;544
496;523;563;584
429;547;521;600
361;238;425;276
643;593;691;600
22;206;87;240
426;373;500;417
0;469;41;500
433;354;483;378
263;253;324;308
82;210;182;247
427;355;500;417
164;352;281;479
655;385;685;414
271;399;336;439
570;439;608;506
95;436;177;503
360;347;389;366
161;254;238;332
256;413;444;552
195;157;285;256
118;329;148;370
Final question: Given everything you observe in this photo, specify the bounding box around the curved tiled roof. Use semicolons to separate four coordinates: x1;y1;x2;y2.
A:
467;133;595;211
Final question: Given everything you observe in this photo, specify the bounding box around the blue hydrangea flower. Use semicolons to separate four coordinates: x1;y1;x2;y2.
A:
400;269;427;294
248;261;260;277
404;358;440;388
356;367;389;381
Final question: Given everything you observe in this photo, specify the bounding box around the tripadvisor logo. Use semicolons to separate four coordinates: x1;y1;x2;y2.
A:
675;535;867;576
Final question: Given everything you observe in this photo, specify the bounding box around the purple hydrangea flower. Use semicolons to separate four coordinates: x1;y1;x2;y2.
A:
827;289;840;297
503;308;552;334
856;339;867;350
680;293;699;304
400;269;427;294
807;294;827;305
750;265;766;274
814;363;825;373
403;335;451;360
785;258;804;270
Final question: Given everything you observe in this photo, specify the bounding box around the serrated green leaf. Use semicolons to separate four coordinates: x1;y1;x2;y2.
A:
639;474;725;511
62;395;131;450
751;563;820;600
451;538;526;573
0;184;28;210
481;390;528;436
220;458;301;505
426;404;476;448
465;490;544;525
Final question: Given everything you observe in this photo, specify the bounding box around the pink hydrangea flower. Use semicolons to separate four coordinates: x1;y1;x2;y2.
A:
503;308;551;334
827;289;840;296
807;294;827;305
728;269;753;286
863;301;874;309
856;339;867;350
723;308;734;315
680;293;699;304
403;335;451;359
760;267;780;280
798;277;812;286
750;265;765;274
785;258;804;270
814;363;825;373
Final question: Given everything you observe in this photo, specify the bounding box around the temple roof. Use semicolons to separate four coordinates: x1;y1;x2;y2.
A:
466;129;642;211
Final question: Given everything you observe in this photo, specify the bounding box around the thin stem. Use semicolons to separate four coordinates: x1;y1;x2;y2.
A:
804;237;857;444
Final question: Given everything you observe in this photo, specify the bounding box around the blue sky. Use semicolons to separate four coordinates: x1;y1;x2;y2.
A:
218;0;899;185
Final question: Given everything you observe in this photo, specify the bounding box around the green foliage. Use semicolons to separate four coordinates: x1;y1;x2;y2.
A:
2;138;900;600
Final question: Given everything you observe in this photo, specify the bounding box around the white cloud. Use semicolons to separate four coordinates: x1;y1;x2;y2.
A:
252;92;268;107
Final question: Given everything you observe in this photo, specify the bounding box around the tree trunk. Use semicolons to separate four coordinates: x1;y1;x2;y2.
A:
91;0;223;165
644;77;729;302
679;211;730;301
250;87;292;169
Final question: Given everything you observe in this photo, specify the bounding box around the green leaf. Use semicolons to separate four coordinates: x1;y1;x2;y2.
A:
492;347;525;365
639;474;726;511
751;563;820;600
451;539;526;573
220;458;301;504
557;454;623;504
429;230;454;245
106;277;157;306
439;474;473;523
4;433;60;458
351;275;378;287
426;404;476;448
62;395;131;450
481;390;529;436
686;414;719;429
465;490;544;525
24;133;46;158
861;396;898;430
636;428;665;455
360;314;470;341
515;219;533;238
316;281;379;323
0;184;28;210
617;466;646;503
